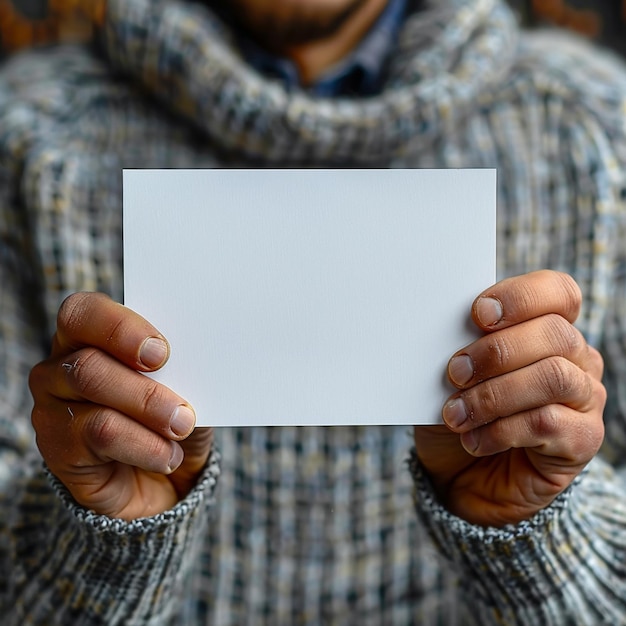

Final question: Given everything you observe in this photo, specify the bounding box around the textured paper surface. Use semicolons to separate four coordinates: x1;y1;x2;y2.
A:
124;169;496;426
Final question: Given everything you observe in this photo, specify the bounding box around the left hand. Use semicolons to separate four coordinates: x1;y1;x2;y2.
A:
414;270;606;527
29;293;213;520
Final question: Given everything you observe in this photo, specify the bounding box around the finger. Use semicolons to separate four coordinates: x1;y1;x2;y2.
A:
52;292;169;372
33;401;185;476
458;403;605;465
442;357;602;432
472;270;581;331
169;427;215;498
30;349;196;440
585;345;604;382
448;314;597;389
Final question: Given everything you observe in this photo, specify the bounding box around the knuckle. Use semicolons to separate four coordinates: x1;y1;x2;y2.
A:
57;292;92;334
554;271;582;317
473;382;500;421
31;404;51;434
32;409;79;468
544;314;583;358
582;377;608;416
570;416;605;463
593;379;608;409
84;408;120;452
65;348;107;397
510;282;540;319
541;356;578;400
144;436;172;466
28;361;48;397
588;345;605;378
139;380;169;417
529;405;561;439
486;334;513;368
471;421;504;457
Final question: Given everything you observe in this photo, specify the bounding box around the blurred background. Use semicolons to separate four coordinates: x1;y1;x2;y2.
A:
511;0;626;55
0;0;624;56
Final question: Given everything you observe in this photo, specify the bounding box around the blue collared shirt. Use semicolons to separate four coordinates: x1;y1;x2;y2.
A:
240;0;408;97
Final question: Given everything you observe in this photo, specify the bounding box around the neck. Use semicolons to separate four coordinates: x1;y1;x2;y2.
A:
283;0;389;85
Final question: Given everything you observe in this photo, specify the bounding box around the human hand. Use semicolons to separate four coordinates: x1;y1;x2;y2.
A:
29;292;213;520
414;270;606;527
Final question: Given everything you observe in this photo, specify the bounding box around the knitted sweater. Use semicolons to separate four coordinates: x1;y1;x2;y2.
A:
2;0;626;623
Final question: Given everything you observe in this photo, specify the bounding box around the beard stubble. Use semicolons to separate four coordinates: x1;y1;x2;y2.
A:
207;0;371;50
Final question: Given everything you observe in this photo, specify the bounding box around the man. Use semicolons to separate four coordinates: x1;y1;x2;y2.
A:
1;0;625;623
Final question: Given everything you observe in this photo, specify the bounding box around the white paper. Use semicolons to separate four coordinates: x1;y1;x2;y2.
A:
123;169;496;427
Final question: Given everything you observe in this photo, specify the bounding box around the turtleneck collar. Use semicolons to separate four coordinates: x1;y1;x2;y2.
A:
101;0;519;165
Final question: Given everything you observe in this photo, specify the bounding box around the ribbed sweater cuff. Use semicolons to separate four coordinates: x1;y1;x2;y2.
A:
409;451;626;624
10;450;220;625
46;448;220;534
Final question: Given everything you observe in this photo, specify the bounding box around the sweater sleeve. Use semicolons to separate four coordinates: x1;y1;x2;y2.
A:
408;34;626;625
411;454;626;625
0;224;221;624
2;454;220;626
0;179;222;625
409;232;626;623
0;52;221;625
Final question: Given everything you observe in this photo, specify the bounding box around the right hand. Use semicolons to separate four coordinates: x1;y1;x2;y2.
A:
29;292;213;520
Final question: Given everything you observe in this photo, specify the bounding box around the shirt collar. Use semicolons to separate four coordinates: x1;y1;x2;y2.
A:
239;0;408;97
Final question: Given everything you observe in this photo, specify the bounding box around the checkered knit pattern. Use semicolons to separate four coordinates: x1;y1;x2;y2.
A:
1;0;626;624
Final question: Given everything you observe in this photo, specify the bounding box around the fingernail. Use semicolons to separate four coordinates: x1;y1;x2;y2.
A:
443;397;468;429
461;430;480;454
139;337;169;368
475;297;503;327
168;442;184;472
448;355;474;386
170;404;196;437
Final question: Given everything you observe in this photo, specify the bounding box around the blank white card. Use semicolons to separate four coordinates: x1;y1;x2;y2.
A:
124;169;496;427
